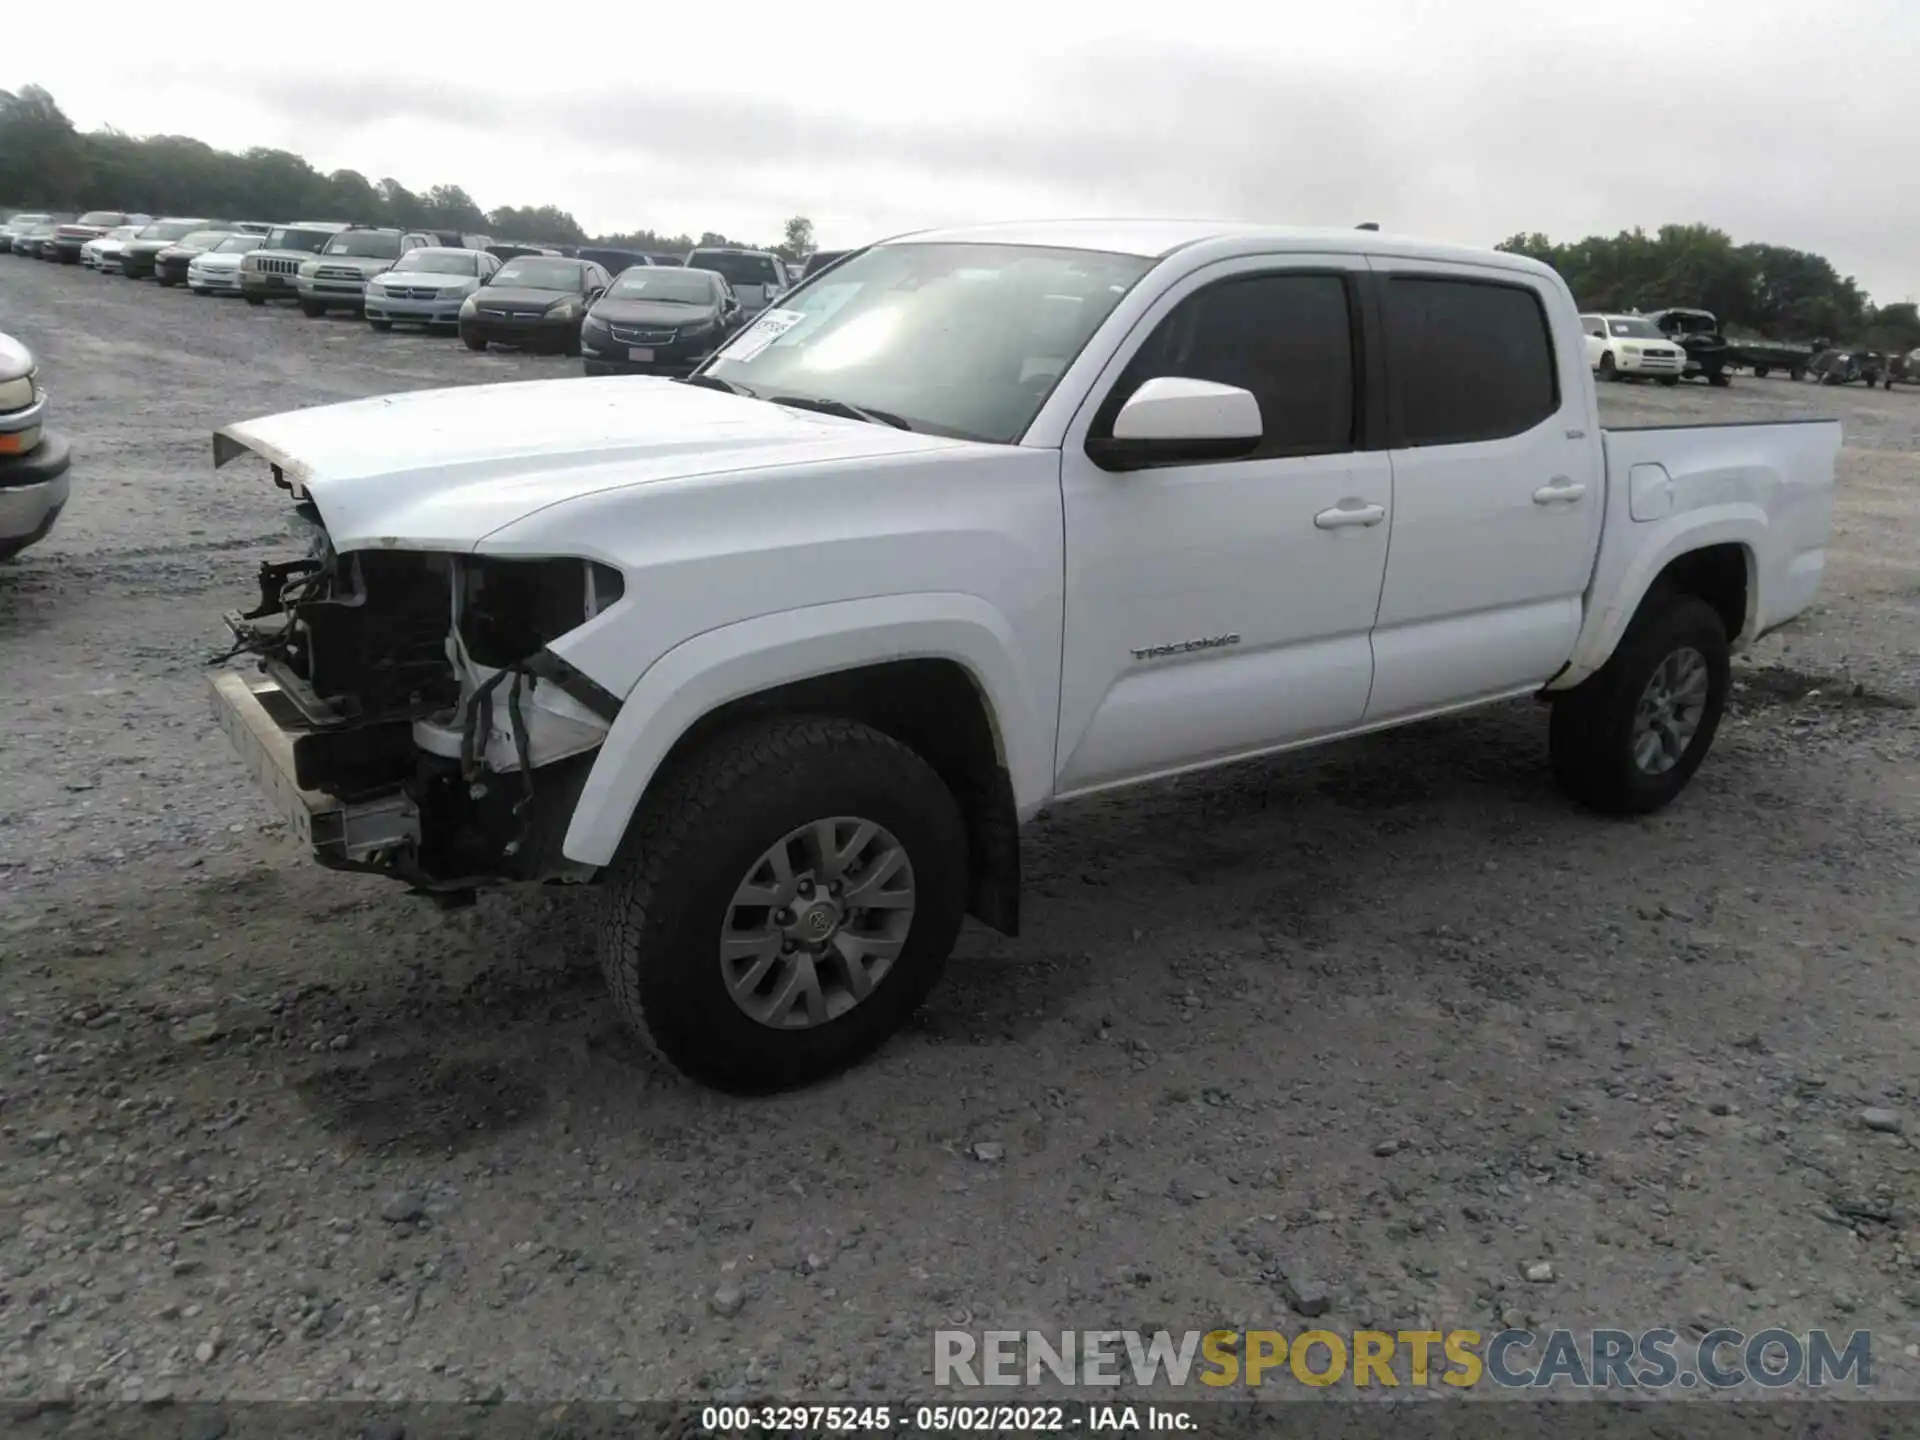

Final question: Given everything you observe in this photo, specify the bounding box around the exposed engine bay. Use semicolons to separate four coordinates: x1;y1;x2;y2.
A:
215;491;623;893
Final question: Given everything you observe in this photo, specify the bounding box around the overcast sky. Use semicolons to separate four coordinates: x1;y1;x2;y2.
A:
9;0;1917;301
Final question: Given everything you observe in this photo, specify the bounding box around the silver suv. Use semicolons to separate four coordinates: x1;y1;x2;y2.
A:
240;222;351;304
296;228;433;315
0;331;72;561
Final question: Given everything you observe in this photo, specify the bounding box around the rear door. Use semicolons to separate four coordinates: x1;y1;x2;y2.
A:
1362;262;1602;720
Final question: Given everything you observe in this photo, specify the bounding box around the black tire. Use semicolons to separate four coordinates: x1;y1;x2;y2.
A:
1549;593;1731;816
1790;366;1805;381
461;329;487;352
597;715;969;1093
245;296;264;306
299;300;326;317
369;319;392;332
1657;376;1679;387
1706;370;1731;387
1597;353;1618;381
1753;365;1770;378
156;277;175;288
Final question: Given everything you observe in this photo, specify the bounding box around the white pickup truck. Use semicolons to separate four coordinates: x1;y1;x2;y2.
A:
208;221;1839;1092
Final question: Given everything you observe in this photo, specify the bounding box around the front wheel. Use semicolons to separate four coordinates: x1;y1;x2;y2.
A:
1707;370;1731;387
1597;353;1618;381
368;319;392;332
597;716;969;1093
299;300;327;317
244;295;264;306
1549;594;1731;816
461;329;487;352
1657;376;1679;387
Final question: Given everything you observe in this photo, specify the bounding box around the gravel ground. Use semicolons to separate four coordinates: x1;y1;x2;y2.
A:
1;257;1918;1409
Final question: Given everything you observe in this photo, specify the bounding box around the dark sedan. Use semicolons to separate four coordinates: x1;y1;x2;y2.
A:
153;229;238;287
458;256;611;354
580;266;743;375
120;218;221;278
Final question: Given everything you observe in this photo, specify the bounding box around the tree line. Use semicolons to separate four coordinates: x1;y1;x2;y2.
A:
1496;223;1919;351
0;85;816;260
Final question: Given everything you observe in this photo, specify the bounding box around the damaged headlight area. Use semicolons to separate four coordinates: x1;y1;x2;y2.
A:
213;509;625;892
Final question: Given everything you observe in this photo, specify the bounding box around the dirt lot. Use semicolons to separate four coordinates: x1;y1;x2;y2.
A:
1;256;1918;1408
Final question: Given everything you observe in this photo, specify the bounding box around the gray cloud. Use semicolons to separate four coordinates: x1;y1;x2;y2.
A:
92;17;1920;302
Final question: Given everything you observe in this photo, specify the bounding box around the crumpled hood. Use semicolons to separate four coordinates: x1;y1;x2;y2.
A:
213;376;970;553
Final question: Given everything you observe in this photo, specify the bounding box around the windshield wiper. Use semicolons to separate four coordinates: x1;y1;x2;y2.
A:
768;395;912;431
678;373;754;397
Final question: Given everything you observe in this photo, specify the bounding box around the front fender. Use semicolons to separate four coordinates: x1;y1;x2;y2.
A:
561;593;1050;866
1554;506;1764;688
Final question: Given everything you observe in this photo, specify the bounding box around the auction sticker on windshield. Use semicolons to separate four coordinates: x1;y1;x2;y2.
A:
720;308;807;363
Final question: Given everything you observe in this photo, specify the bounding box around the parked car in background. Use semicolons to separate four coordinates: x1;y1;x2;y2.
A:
423;230;494;250
239;222;350;305
1641;308;1733;386
188;233;268;294
296;228;433;316
458;255;610;353
581;264;741;375
574;246;651;276
1579;313;1684;384
798;248;849;280
0;330;72;561
9;221;60;258
155;229;239;287
83;224;143;270
51;210;151;264
642;252;683;267
684;247;788;315
363;247;500;331
0;213;56;249
486;243;563;262
120;219;223;278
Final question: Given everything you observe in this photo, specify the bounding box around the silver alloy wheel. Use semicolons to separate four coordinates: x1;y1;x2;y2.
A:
1631;646;1709;775
719;817;916;1030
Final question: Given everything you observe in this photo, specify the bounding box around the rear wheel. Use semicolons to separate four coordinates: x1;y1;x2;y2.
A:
1707;370;1731;387
1549;594;1731;816
299;300;326;317
244;295;265;306
597;716;969;1093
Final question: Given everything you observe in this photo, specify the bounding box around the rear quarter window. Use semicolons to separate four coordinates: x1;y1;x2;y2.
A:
1384;276;1559;448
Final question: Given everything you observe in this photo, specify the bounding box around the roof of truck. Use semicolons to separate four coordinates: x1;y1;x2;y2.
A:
887;219;1555;277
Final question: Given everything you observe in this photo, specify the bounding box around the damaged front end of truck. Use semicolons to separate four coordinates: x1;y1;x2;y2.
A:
207;444;623;897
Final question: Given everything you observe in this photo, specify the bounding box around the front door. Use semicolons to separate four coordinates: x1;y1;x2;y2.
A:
1053;256;1392;796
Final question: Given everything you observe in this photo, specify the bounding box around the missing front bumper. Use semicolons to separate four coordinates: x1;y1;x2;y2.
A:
208;670;419;865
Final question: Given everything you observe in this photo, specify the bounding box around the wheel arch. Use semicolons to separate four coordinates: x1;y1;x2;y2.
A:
1556;517;1763;689
562;595;1049;935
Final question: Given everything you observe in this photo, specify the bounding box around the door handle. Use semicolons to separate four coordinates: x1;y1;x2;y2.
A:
1314;502;1387;530
1533;479;1587;504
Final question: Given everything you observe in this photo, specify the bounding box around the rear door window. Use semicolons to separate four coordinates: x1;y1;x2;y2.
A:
1384;277;1558;447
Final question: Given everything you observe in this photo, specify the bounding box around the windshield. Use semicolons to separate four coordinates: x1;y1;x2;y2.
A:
607;270;716;303
140;221;204;241
176;231;230;249
688;251;781;286
493;258;585;291
106;226;139;241
396;251;482;276
1607;318;1661;339
322;231;402;258
212;235;259;254
268;227;336;252
78;211;121;226
702;242;1153;443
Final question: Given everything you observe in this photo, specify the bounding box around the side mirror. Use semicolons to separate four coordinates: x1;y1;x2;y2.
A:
1087;376;1262;471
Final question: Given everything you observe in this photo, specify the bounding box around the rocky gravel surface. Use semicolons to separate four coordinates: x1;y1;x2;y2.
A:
1;257;1918;1410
